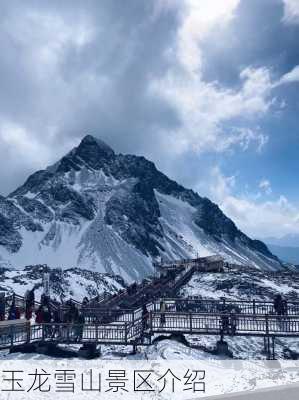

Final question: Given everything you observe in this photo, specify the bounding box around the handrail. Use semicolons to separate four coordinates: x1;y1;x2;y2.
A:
1;311;299;351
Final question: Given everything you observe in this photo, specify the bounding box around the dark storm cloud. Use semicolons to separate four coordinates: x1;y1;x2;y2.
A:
200;0;299;88
0;0;180;194
0;0;299;225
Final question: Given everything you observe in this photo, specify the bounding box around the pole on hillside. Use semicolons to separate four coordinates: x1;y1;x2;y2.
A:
43;272;50;298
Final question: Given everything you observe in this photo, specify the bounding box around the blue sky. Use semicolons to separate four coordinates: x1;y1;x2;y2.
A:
0;0;299;240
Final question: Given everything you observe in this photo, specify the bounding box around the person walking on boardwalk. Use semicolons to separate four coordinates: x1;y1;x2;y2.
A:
0;293;5;321
43;307;52;337
51;309;61;339
74;312;85;342
8;300;18;320
229;311;237;335
142;304;149;331
25;289;35;320
282;299;288;316
220;311;229;335
35;306;44;324
15;306;21;319
274;294;288;332
160;300;166;327
274;294;284;315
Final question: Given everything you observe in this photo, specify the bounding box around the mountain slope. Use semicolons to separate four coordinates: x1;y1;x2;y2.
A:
0;135;281;281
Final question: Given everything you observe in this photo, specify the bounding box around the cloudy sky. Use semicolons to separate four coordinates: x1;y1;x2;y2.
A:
1;0;299;240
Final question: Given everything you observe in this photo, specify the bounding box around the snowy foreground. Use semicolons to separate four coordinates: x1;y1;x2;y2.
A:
0;357;298;399
1;270;299;361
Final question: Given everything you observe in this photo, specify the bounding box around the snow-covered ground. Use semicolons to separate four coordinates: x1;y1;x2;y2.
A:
1;268;299;361
0;264;126;301
0;357;298;399
179;270;299;301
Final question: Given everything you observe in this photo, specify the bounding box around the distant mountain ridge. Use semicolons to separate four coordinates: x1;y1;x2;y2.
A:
0;135;282;281
266;244;299;265
263;233;299;248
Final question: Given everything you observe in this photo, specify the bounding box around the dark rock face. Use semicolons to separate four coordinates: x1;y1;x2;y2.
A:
0;134;280;272
10;170;54;197
39;183;95;223
0;214;22;252
54;135;116;174
105;181;164;257
16;196;54;223
0;195;42;233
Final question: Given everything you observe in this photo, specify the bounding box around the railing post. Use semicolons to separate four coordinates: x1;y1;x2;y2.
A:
150;311;153;332
253;299;256;315
272;336;276;360
10;325;14;348
67;324;70;343
125;322;128;344
42;324;45;341
26;321;31;343
265;315;270;359
222;298;226;311
189;313;192;333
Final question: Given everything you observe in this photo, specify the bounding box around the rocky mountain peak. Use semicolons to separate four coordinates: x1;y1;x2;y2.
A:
47;134;116;174
78;134;115;157
75;134;115;165
0;134;283;277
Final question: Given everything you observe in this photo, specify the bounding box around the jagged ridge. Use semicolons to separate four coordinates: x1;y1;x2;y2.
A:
0;135;282;280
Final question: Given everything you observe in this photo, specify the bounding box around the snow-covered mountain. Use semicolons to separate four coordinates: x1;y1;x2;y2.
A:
0;264;125;302
0;135;282;281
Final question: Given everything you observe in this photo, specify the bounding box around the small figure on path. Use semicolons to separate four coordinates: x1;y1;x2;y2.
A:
160;300;166;326
0;293;5;321
221;312;230;335
274;294;284;315
142;304;149;331
74;312;85;342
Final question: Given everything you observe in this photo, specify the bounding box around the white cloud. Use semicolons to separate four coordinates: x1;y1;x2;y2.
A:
279;65;299;84
202;167;299;238
150;0;279;156
0;119;76;174
151;1;299;158
151;61;273;155
282;0;299;24
155;0;240;73
4;10;95;79
259;179;272;195
0;121;51;165
175;0;240;73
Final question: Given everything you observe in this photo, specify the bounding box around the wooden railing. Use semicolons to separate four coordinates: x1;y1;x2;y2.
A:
0;318;144;349
150;312;299;337
1;310;299;350
159;298;299;316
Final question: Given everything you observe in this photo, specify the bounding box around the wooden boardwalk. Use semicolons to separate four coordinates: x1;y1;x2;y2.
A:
2;260;299;359
1;307;299;351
